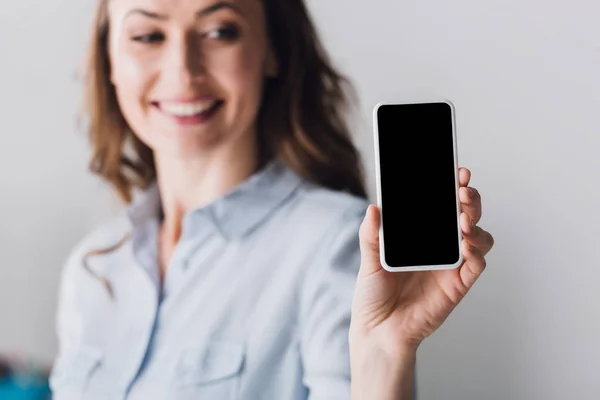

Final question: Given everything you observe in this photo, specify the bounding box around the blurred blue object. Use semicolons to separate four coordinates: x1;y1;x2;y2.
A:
0;357;51;400
0;381;51;400
0;378;51;400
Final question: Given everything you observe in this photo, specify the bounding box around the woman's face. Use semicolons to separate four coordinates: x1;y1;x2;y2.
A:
107;0;277;159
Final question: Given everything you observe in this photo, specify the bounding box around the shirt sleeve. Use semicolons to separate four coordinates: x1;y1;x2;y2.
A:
49;220;123;398
49;250;85;398
298;202;417;400
55;255;84;352
298;203;365;399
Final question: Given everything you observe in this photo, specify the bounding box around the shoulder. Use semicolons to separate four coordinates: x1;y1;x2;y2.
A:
292;185;369;309
60;213;131;283
291;181;371;228
276;182;370;264
67;214;130;261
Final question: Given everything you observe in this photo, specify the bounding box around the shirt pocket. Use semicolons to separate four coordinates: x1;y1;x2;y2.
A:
49;344;103;396
171;340;245;400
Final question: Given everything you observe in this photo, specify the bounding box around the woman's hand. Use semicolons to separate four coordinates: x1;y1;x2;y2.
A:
349;167;495;399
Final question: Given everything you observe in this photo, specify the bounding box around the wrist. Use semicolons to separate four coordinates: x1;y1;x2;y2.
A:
350;333;417;400
350;334;418;370
349;323;420;360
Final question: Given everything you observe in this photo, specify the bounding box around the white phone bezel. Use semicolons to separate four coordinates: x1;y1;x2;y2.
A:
372;99;464;272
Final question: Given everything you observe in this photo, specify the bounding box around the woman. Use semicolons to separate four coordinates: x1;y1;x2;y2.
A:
50;0;494;399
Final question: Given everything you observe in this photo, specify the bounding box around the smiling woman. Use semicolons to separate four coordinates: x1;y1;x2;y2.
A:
51;0;369;399
49;0;494;399
84;0;365;205
106;0;276;168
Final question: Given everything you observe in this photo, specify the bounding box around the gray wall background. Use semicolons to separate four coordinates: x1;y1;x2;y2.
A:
0;0;598;399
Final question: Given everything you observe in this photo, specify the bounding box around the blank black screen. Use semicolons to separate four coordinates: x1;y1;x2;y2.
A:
377;102;460;267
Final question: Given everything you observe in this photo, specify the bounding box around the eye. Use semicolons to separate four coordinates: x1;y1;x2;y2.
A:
131;32;165;43
205;24;240;41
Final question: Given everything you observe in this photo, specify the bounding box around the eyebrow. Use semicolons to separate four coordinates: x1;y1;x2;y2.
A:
124;2;243;20
198;2;242;16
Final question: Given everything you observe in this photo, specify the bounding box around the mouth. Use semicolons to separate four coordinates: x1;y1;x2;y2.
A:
152;98;224;124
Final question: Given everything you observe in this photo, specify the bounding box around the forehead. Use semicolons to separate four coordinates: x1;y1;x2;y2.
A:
106;0;269;51
108;0;260;17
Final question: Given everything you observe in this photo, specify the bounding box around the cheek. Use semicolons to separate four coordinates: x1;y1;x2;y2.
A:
111;53;159;148
112;52;157;126
113;53;153;102
209;47;266;118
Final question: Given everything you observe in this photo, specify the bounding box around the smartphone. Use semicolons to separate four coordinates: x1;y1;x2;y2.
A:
372;100;463;272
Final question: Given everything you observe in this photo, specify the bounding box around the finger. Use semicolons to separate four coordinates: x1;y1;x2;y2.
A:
459;239;487;290
459;212;495;255
467;228;495;257
358;204;383;277
459;186;482;223
458;167;471;187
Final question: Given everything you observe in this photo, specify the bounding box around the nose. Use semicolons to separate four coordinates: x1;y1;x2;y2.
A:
164;32;205;87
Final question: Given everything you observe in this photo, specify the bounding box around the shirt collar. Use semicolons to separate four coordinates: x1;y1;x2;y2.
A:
125;159;304;240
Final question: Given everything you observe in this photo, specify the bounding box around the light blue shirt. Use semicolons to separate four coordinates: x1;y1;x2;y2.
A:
50;159;371;400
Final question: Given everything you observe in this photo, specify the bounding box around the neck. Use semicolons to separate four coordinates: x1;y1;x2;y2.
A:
155;139;261;247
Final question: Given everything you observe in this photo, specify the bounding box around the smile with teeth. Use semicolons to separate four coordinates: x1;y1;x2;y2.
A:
158;100;221;117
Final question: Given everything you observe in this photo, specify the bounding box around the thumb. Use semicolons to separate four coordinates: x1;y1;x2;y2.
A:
358;204;383;276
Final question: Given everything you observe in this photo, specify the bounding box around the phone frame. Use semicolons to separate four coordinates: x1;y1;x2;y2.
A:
372;99;464;272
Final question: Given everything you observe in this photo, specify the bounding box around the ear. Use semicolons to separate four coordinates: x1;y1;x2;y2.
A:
264;45;279;78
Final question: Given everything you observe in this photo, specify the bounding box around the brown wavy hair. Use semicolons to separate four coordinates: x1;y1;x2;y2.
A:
83;0;367;205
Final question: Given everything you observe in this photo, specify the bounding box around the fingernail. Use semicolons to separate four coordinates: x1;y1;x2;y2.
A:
470;218;475;230
468;188;475;197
